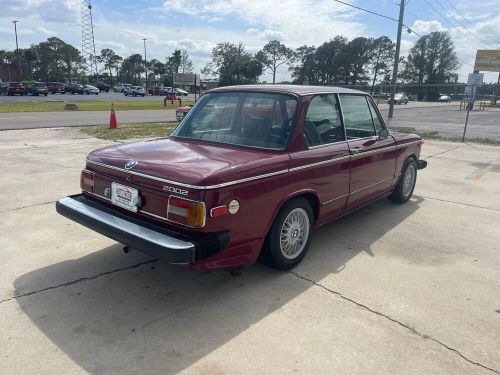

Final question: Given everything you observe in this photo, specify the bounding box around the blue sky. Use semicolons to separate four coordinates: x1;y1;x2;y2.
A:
0;0;499;82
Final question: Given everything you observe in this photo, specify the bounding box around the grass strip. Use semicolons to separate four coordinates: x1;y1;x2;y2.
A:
0;100;192;113
80;122;179;141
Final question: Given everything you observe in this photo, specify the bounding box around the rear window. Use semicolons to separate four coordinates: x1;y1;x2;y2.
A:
172;92;298;150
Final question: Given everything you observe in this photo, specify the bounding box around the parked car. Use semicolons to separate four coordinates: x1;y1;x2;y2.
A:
389;92;409;105
176;105;192;121
0;81;25;96
123;86;145;97
83;85;99;95
438;95;451;103
163;87;188;96
148;86;164;95
25;82;48;96
113;83;132;93
66;83;85;94
46;82;65;94
56;85;427;272
95;82;110;92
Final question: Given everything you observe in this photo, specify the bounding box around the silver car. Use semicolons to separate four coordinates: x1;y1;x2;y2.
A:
123;86;145;97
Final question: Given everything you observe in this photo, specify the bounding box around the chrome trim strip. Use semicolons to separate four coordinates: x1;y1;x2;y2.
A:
289;155;351;172
349;177;393;196
395;140;421;149
350;146;397;159
86;159;288;190
308;140;347;149
322;193;349;206
57;197;195;251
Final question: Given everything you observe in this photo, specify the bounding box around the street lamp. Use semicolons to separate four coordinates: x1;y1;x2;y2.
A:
12;20;21;81
142;37;148;94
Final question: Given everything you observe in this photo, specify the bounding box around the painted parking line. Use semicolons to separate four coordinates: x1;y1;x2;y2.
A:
465;159;499;180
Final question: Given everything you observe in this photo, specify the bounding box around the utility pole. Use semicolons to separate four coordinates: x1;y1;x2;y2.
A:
388;0;405;119
12;21;21;81
142;38;148;94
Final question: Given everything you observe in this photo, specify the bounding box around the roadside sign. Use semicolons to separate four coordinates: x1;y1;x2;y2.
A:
467;73;484;86
173;73;201;86
474;50;500;72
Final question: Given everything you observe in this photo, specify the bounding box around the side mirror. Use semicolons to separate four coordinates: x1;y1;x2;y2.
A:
378;128;389;140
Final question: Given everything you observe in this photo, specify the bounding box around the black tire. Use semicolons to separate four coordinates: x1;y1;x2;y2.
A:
133;92;136;97
44;93;47;96
124;92;128;96
262;198;314;270
389;158;417;204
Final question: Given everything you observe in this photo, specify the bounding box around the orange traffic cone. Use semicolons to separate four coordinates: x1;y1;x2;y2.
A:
109;103;117;129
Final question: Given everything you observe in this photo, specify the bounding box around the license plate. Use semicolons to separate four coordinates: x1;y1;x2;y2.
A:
111;183;139;212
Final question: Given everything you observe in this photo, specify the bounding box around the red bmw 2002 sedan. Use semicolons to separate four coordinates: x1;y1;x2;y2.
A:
57;85;427;271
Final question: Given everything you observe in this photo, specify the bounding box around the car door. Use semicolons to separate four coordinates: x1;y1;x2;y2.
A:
339;94;396;209
289;94;351;221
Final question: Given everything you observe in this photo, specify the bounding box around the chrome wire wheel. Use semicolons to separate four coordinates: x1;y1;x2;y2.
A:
279;208;310;260
402;164;416;198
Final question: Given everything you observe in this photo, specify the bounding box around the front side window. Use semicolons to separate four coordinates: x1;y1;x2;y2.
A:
367;98;385;133
340;95;376;139
172;92;298;150
304;94;345;146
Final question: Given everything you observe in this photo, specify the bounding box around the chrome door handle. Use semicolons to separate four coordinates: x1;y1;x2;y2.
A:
351;147;362;155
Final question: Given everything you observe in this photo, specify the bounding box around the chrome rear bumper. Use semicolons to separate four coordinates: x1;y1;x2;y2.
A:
56;195;229;264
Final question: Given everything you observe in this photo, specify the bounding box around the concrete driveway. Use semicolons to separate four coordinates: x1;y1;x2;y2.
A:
0;128;499;374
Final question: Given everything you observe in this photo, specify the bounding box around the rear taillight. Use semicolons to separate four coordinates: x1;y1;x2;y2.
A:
167;196;206;228
80;170;94;192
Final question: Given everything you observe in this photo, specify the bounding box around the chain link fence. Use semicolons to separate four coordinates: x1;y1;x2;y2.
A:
316;83;500;144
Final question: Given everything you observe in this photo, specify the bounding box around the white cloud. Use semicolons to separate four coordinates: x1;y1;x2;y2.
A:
411;20;446;34
162;0;366;47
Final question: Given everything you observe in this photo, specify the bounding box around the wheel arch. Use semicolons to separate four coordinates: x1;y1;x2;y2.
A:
264;190;320;237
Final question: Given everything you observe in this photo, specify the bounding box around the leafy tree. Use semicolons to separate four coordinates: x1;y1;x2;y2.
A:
59;42;82;83
179;50;193;73
289;45;316;84
98;48;122;85
256;40;293;84
120;54;144;84
401;31;459;99
343;37;372;85
22;48;38;80
149;59;165;85
368;36;395;92
204;42;263;86
171;50;182;74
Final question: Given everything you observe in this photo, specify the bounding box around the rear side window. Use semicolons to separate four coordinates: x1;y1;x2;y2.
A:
304;94;344;146
339;95;376;139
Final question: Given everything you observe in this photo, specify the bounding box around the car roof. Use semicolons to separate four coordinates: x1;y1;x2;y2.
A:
208;84;366;96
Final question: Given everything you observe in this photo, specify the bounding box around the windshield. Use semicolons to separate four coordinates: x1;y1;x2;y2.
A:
171;92;298;150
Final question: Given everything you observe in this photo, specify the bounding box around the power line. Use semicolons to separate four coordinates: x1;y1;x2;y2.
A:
442;0;499;47
328;0;399;22
421;0;492;50
434;0;498;49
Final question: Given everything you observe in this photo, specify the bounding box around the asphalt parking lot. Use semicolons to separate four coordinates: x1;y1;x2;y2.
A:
0;91;196;103
0;128;499;374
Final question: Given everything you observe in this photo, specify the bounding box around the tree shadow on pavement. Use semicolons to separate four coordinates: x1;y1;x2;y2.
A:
13;197;421;374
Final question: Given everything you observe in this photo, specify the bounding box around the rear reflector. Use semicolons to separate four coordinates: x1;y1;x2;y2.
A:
167;196;206;228
210;206;228;218
80;170;94;192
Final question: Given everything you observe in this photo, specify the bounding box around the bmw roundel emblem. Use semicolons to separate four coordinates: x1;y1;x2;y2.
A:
125;160;137;170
